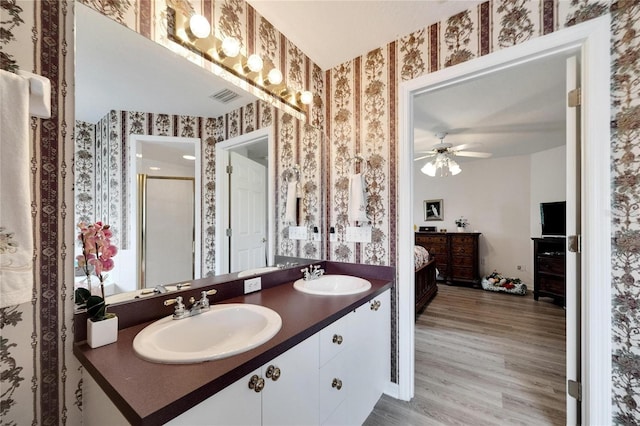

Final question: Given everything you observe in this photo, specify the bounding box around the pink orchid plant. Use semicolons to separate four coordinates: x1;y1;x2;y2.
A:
76;221;118;320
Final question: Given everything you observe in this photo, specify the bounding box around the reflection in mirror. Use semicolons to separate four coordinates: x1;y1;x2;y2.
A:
74;2;259;301
215;129;274;275
73;2;323;306
131;136;201;290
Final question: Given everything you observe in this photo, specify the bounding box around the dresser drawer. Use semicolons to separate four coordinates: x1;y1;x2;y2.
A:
537;255;565;275
538;274;565;296
416;234;447;245
451;256;473;267
451;266;475;280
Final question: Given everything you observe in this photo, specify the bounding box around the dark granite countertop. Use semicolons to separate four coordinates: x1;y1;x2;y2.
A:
74;263;393;425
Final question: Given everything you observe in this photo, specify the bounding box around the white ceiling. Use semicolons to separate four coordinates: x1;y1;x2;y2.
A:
75;3;256;123
247;0;484;71
413;50;577;162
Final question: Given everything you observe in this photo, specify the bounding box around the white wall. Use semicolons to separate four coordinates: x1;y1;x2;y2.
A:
413;146;567;287
414;154;533;284
530;145;566;237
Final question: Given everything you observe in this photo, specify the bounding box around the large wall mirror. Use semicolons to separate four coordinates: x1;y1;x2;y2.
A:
74;2;324;304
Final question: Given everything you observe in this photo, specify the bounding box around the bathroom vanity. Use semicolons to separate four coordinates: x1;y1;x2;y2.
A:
74;262;393;425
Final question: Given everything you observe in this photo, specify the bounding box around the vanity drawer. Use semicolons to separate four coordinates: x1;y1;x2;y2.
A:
319;350;349;425
319;313;350;367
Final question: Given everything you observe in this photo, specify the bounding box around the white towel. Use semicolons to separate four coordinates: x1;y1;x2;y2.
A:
0;70;34;308
284;181;298;224
348;173;368;224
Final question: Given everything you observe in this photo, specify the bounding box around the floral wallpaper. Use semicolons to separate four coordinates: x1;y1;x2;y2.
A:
3;0;640;424
610;0;640;422
0;1;79;425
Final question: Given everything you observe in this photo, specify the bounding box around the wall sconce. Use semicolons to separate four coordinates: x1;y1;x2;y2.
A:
168;8;312;114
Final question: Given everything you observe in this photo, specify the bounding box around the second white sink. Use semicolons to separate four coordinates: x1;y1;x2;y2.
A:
133;304;282;364
293;275;372;296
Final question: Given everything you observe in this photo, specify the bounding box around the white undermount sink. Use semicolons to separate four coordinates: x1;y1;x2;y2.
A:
237;266;280;278
293;274;372;296
132;304;282;364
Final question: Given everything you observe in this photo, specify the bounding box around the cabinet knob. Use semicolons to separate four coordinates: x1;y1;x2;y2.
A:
332;334;343;345
248;375;265;392
265;365;281;381
332;378;343;390
370;300;381;311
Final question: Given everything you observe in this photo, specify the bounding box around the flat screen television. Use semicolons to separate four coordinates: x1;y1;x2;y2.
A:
540;201;566;237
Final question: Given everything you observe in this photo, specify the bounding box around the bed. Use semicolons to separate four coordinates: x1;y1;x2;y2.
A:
414;245;437;317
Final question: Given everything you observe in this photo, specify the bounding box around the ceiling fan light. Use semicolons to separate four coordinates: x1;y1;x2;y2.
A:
449;162;462;175
421;161;437;177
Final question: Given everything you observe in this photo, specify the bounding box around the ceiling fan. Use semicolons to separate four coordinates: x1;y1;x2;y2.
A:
414;132;492;162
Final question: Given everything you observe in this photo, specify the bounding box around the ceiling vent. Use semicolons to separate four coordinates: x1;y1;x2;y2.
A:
210;88;240;104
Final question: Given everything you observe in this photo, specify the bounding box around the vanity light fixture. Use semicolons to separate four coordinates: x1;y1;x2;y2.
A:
149;166;161;171
136;153;143;158
265;68;283;86
167;7;312;114
244;54;264;74
219;36;241;59
189;14;211;39
182;155;196;160
298;90;313;105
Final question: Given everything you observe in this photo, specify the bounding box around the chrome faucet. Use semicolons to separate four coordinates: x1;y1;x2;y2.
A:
164;289;217;320
301;264;325;281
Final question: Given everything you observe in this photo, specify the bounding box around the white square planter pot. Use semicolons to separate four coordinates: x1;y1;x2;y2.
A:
87;315;118;348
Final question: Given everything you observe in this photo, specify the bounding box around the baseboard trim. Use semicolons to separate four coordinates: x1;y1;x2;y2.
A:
384;381;400;399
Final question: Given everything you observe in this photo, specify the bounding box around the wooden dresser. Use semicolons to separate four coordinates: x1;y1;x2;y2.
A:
531;237;566;305
415;232;481;285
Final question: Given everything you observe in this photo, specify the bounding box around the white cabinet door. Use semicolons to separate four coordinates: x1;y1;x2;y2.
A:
348;289;391;425
166;369;262;426
262;335;320;426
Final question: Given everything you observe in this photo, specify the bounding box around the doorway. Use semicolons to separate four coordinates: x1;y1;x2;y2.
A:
397;16;611;424
215;128;275;275
128;135;202;291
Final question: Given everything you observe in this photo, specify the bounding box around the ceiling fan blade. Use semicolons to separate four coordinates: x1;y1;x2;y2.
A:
414;153;436;161
450;143;480;152
455;151;492;158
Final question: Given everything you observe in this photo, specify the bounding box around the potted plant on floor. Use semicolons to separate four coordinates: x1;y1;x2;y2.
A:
75;221;119;348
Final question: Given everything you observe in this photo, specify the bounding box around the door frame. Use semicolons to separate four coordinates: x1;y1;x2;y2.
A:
397;15;611;424
128;134;202;290
215;127;274;275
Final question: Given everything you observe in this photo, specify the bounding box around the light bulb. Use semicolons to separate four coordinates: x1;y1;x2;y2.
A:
299;90;313;105
265;68;283;85
448;158;461;175
189;14;211;39
221;37;241;58
245;54;264;73
421;161;436;177
182;155;196;161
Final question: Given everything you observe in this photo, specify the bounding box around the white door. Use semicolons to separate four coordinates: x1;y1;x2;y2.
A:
565;55;581;424
229;151;267;273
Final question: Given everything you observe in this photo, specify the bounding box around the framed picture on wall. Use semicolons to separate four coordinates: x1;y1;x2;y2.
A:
424;199;443;221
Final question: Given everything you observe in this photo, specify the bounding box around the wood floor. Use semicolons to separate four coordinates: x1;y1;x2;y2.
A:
365;284;566;426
